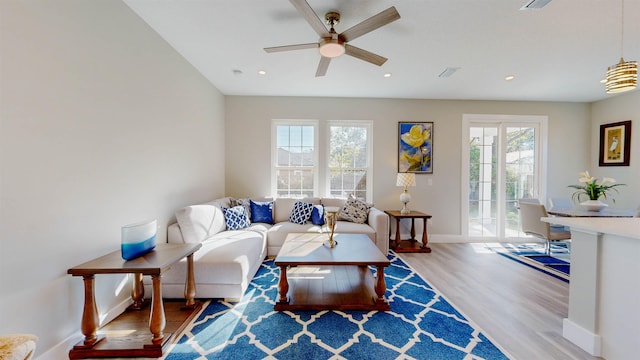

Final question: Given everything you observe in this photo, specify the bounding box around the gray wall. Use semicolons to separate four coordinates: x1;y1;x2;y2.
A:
0;0;225;355
1;0;638;358
225;96;594;238
590;90;640;209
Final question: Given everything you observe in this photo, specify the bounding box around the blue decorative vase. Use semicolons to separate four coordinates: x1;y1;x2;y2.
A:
121;219;157;260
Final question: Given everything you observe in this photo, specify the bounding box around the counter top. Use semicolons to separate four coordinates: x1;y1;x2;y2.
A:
542;217;640;240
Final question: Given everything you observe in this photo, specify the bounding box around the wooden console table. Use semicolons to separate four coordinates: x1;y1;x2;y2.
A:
67;242;201;359
384;210;432;253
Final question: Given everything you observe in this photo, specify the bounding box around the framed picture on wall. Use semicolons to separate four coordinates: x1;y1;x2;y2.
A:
398;122;433;173
599;120;631;166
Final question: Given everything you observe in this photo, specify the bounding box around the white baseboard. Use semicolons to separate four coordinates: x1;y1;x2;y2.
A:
35;332;83;360
563;318;602;356
429;234;465;243
390;234;540;243
36;298;132;360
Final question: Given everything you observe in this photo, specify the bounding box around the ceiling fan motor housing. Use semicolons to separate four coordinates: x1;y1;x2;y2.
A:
325;12;340;27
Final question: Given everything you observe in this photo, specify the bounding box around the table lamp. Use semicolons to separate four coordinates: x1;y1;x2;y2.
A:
396;173;416;214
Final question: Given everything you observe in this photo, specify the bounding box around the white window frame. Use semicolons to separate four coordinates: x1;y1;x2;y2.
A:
461;114;548;240
271;119;319;198
326;120;373;202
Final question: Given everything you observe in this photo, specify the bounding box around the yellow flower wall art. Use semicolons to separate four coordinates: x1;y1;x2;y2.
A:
398;122;433;173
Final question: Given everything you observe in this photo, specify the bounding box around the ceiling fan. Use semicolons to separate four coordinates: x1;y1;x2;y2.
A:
264;0;401;77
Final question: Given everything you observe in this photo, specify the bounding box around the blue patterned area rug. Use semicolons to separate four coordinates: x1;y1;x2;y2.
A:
493;243;570;283
164;252;510;359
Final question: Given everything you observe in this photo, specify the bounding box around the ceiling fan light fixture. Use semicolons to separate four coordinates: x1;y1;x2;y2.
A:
605;58;638;93
319;38;345;58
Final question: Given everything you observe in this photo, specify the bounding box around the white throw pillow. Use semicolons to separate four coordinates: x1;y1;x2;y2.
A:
338;195;371;224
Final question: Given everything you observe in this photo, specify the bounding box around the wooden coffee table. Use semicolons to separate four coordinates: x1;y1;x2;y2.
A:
274;233;390;311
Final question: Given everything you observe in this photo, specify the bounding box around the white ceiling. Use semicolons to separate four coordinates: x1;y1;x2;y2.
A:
123;0;640;103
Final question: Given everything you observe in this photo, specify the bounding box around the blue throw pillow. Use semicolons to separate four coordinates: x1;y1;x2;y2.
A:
310;204;325;225
222;205;250;230
289;201;314;225
250;200;274;224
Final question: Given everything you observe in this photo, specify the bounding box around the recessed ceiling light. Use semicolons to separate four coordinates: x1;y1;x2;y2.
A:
599;79;607;84
258;70;267;75
384;73;392;78
505;75;515;81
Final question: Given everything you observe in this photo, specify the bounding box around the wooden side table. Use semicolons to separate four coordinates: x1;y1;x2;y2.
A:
384;210;432;253
67;243;201;359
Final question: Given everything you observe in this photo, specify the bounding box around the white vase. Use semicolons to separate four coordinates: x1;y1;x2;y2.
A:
580;200;608;212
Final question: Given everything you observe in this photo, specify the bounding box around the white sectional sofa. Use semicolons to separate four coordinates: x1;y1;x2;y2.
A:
154;196;389;301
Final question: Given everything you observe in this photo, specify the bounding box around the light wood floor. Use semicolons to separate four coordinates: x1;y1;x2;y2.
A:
399;243;601;360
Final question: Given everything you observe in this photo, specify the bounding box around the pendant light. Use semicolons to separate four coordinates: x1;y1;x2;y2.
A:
605;0;638;94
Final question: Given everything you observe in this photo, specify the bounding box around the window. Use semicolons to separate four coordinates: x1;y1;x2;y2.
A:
272;121;318;198
327;121;372;201
272;120;372;201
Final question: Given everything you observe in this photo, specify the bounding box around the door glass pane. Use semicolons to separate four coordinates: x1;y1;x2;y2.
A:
468;127;498;237
505;126;536;237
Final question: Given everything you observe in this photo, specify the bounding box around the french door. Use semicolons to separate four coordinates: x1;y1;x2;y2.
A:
462;115;547;241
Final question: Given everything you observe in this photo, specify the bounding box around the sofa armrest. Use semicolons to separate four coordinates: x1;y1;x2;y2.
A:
167;223;185;244
368;207;389;255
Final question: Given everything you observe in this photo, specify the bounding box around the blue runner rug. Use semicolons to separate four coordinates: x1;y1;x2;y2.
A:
164;252;510;359
494;243;570;283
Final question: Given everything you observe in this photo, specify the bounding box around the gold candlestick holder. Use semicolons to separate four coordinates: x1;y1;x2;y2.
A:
324;210;338;248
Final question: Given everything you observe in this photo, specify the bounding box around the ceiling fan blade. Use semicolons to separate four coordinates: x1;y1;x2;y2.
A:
316;56;331;77
264;43;318;53
339;6;400;42
289;0;329;37
345;44;387;66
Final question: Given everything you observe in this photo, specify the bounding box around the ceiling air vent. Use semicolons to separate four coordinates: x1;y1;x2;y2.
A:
438;67;460;78
521;0;552;10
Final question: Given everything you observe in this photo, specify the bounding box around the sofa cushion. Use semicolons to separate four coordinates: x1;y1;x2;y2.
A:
175;201;226;244
274;198;321;223
338;195;371;224
310;204;325;225
160;230;265;286
334;221;375;235
250;200;274;224
267;222;323;252
289;201;314;225
223;206;251;230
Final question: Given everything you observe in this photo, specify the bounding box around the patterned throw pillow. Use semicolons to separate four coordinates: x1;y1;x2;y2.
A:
310;204;325;225
289;201;314;225
338;195;371;224
222;205;251;230
231;198;252;220
250;200;274;224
